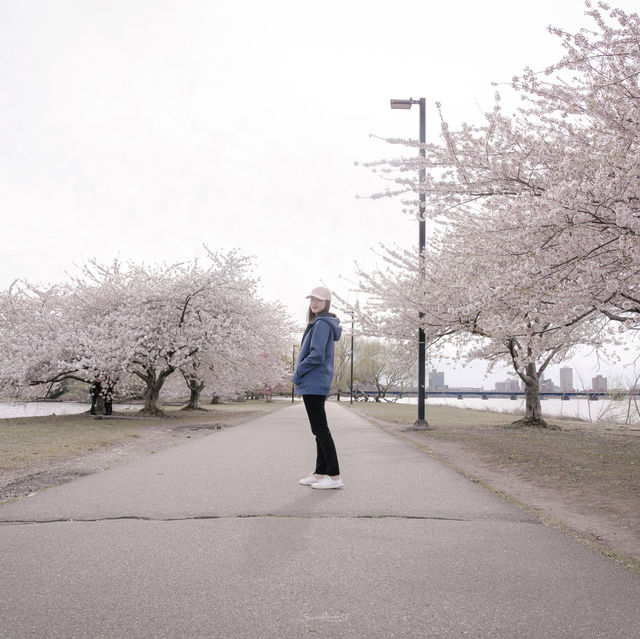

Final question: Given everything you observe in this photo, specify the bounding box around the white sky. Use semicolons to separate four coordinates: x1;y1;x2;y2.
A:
2;0;639;388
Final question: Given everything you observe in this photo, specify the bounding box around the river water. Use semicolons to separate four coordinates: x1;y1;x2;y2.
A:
0;401;139;419
397;395;640;425
3;396;640;425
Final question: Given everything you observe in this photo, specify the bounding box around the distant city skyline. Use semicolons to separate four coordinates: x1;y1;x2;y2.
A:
491;371;613;393
430;366;631;393
427;347;638;391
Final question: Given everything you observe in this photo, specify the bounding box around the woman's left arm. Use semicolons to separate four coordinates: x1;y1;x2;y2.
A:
294;321;331;381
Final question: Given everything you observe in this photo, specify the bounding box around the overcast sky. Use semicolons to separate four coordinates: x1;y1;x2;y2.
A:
2;0;639;387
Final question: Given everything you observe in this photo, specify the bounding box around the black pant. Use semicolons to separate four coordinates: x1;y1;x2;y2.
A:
302;395;340;476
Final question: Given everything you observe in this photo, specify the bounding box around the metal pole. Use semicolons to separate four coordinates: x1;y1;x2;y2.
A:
291;345;295;403
350;312;354;404
389;96;431;428
415;97;429;428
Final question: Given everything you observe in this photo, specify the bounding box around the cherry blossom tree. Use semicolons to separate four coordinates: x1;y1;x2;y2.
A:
0;251;294;414
0;282;70;399
177;291;293;410
364;2;639;314
349;211;609;425
100;251;290;414
353;1;637;424
0;278;114;401
511;2;640;327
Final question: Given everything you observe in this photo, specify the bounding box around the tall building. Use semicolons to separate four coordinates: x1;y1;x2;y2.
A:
560;367;574;392
428;370;445;391
540;377;556;393
495;379;521;392
592;375;608;392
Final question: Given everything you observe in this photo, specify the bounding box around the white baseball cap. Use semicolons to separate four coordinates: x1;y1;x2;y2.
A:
306;286;332;301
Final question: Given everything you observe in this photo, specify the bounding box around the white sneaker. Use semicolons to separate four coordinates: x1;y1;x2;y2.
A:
299;474;326;485
311;476;343;490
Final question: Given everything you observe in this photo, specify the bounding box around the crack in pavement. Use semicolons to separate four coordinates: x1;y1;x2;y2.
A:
0;513;539;526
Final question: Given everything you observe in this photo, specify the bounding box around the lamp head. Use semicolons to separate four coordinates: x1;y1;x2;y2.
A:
390;99;415;110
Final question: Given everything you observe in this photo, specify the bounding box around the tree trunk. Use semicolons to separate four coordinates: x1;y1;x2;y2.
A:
140;367;174;415
187;385;201;410
91;396;106;415
142;384;162;415
513;362;548;427
182;378;206;411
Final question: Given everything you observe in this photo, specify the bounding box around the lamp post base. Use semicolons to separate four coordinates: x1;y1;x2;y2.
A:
410;419;434;430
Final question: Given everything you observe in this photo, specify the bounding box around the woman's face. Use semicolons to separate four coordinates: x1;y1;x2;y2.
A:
308;296;326;314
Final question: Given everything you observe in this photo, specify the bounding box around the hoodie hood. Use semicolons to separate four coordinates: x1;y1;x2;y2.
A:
293;312;342;396
315;314;342;341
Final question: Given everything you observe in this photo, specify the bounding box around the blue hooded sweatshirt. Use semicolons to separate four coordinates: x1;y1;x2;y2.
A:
293;313;342;396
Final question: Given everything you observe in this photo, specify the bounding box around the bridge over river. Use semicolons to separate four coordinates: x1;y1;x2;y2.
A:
351;390;629;401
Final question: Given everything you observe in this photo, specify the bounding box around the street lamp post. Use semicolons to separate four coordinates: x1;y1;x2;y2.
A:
291;344;296;403
390;97;430;429
350;312;354;404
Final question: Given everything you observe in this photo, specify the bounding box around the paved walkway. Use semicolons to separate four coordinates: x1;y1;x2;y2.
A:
1;402;639;638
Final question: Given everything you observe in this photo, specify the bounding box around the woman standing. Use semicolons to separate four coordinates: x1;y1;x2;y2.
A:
293;286;344;489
